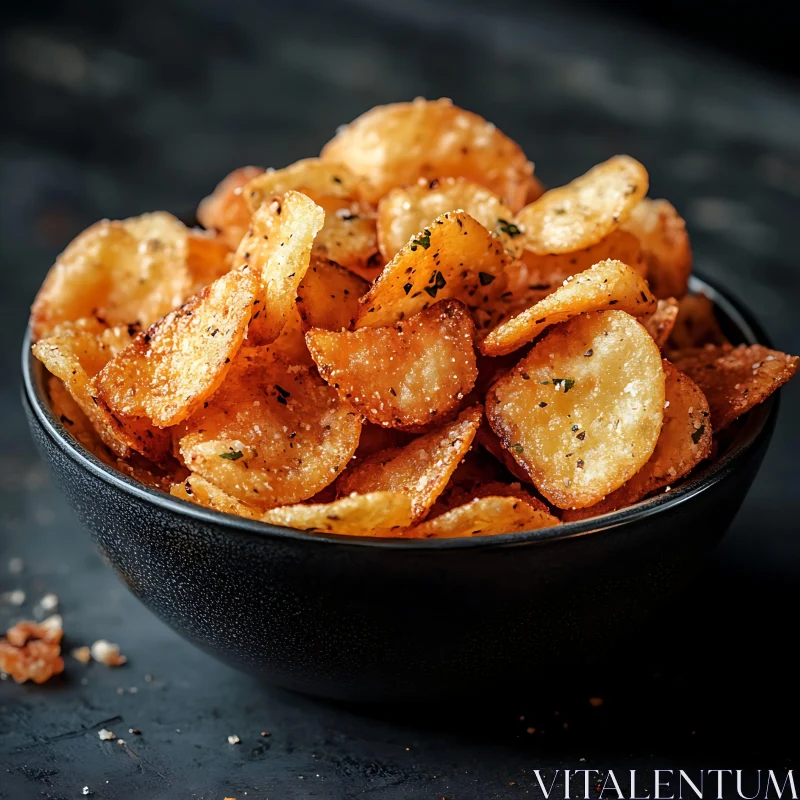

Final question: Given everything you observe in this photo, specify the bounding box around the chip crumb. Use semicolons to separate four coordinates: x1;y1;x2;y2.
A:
129;728;141;735
39;593;59;611
98;728;116;741
71;646;91;664
589;697;604;707
260;731;271;737
8;557;23;574
91;639;128;666
526;726;536;734
3;589;25;606
227;734;241;745
82;787;90;796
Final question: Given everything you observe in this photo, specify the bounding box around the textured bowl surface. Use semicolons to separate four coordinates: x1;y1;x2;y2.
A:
22;275;778;701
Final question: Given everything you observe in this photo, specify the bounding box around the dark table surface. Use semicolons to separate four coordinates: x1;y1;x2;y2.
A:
2;1;800;797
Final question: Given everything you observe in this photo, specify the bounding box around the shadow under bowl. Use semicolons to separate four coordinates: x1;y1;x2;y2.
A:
22;275;778;702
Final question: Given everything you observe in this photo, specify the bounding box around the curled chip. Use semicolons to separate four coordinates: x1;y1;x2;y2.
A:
307;300;477;429
486;311;665;509
377;177;525;260
244;160;378;272
95;264;257;428
32;320;147;458
518;229;646;289
644;297;680;349
296;257;370;331
563;361;712;520
30;214;192;342
672;344;798;431
337;405;483;523
321;98;536;210
262;492;413;535
187;231;233;291
242;190;325;345
515;156;648;255
481;259;656;357
197;166;265;249
408;490;559;539
353;211;509;330
171;473;261;520
668;292;729;351
264;306;314;367
177;348;361;507
621;198;692;298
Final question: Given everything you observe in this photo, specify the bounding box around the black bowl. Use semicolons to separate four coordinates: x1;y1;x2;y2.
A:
22;276;778;702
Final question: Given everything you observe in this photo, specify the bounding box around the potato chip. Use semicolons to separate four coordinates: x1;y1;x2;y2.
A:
262;492;413;536
644;297;679;349
621;198;691;298
244;160;378;272
515;156;648;256
242;191;326;345
475;423;532;484
352;211;509;331
95;264;257;428
337;405;482;523
197;166;264;249
48;376;114;464
170;473;261;519
296;256;370;331
30;214;192;341
667;293;729;351
187;231;233;290
408;493;559;538
33;321;138;458
307;300;477;429
563;361;712;520
377;177;525;260
486;311;665;509
177;348;361;507
244;159;370;208
517;229;646;289
480;259;656;357
321;98;535;210
265;305;314;367
671;344;798;430
353;423;414;462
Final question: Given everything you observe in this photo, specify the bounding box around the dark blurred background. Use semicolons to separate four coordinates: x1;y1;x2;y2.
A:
2;2;799;797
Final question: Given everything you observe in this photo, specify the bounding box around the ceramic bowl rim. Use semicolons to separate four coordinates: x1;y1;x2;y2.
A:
22;273;778;550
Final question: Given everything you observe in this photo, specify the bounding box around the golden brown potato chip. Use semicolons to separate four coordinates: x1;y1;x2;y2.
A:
187;231;233;290
337;405;483;523
262;492;413;536
667;293;729;351
177;348;361;507
321;98;535;210
517;229;646;289
481;259;656;357
33;321;138;458
296;257;370;331
30;214;192;341
644;297;679;349
563;361;712;520
377;177;525;260
352;423;414;463
197;166;264;249
170;473;261;519
48;375;114;464
95;264;257;428
306;300;477;429
242;191;326;345
244;160;378;272
621;198;691;298
671;344;798;430
408;493;559;538
486;311;665;509
516;156;648;256
352;211;509;331
475;423;533;484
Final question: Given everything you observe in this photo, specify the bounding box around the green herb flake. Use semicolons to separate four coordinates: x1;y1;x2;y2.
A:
424;270;447;298
691;424;706;444
553;378;576;393
478;272;496;286
220;451;244;461
410;232;431;250
510;444;524;454
496;218;522;237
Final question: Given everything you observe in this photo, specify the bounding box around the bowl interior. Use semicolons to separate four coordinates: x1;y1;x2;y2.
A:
22;274;778;548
